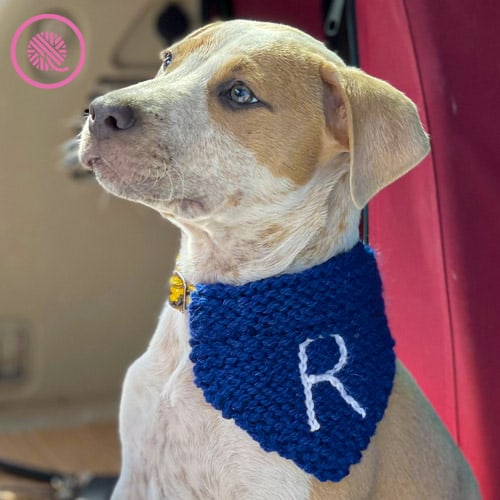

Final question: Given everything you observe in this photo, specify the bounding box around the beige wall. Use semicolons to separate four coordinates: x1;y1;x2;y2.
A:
0;0;200;430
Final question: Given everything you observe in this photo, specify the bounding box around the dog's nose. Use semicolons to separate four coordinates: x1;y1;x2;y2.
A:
88;100;136;136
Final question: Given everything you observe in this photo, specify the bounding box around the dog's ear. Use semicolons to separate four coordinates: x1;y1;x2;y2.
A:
320;63;430;209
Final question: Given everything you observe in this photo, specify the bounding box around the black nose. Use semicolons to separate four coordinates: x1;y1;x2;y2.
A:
88;99;136;136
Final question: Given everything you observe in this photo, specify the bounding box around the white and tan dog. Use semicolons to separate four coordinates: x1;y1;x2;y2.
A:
79;20;479;500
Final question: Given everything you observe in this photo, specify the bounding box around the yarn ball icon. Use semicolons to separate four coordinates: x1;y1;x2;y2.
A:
27;31;69;72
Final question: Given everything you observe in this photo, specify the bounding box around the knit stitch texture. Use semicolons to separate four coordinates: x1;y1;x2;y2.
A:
189;242;395;482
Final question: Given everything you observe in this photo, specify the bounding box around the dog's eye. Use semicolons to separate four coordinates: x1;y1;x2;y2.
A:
228;83;259;105
162;51;173;69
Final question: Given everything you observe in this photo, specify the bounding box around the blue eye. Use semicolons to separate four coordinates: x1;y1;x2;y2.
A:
162;51;173;69
229;83;259;105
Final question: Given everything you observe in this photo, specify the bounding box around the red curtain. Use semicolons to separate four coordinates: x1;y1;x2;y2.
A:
356;1;500;498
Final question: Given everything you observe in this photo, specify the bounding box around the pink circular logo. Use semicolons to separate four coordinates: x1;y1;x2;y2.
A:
11;14;85;89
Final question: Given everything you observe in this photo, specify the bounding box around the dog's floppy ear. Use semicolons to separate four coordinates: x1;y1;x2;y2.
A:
321;63;430;209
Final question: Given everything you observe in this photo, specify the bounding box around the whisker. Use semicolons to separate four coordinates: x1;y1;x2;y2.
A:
171;157;186;200
99;157;143;197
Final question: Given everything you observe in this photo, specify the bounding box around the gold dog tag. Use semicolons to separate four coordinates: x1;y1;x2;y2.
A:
168;270;195;312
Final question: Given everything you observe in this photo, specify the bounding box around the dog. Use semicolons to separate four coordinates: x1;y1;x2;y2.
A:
79;19;480;500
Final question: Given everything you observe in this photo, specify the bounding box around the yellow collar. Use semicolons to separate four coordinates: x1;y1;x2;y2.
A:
168;270;195;312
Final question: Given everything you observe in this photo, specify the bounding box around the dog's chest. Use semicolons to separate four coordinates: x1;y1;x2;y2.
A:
117;306;310;500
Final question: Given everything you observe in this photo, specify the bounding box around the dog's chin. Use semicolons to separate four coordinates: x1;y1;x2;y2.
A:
84;157;207;218
88;157;144;199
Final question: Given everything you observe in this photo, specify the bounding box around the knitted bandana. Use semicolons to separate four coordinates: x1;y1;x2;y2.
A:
188;242;395;482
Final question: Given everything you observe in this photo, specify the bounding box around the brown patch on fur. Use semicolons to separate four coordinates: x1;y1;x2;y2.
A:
294;227;327;266
308;479;340;500
337;212;347;233
207;44;345;186
224;190;244;208
257;223;290;247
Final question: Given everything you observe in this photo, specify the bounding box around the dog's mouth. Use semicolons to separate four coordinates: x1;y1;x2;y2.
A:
82;155;102;170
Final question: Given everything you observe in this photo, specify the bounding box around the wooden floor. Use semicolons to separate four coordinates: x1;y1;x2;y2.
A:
0;421;120;499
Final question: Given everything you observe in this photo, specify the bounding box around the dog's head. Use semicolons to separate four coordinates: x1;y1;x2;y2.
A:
79;20;428;277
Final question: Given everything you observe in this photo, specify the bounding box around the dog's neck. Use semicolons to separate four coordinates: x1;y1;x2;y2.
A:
167;170;360;285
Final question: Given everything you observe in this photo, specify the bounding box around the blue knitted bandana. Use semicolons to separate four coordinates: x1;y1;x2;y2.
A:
188;242;395;482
